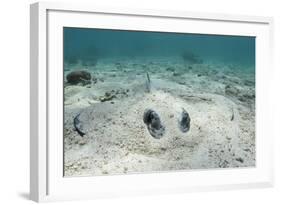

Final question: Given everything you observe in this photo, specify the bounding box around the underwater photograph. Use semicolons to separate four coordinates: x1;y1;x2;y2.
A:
63;27;255;177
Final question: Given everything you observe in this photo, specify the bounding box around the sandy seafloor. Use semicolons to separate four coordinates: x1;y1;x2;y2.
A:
63;57;255;177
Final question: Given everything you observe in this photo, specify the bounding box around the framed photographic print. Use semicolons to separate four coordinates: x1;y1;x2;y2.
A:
30;2;274;202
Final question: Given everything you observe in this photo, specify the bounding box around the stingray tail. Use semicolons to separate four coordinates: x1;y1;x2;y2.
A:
146;72;151;93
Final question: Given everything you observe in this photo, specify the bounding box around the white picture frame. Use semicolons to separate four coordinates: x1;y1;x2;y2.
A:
30;1;274;202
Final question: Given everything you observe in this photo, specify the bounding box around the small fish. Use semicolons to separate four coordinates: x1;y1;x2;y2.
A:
74;113;86;137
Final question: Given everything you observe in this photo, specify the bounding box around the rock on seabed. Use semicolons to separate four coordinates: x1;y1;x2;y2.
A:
66;70;91;85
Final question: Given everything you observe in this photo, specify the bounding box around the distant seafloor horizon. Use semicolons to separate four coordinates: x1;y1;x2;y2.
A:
64;27;255;69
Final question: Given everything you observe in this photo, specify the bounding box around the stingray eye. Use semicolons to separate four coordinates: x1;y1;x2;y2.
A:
143;109;154;124
143;109;165;139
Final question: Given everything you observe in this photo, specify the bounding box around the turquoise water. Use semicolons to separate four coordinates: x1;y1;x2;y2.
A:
64;27;255;69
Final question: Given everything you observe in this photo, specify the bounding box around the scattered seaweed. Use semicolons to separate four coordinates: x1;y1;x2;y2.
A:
179;94;212;102
225;84;239;96
99;89;130;102
99;94;115;102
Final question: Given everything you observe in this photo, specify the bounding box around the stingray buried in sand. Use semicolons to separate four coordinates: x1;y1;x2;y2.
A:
63;27;255;177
